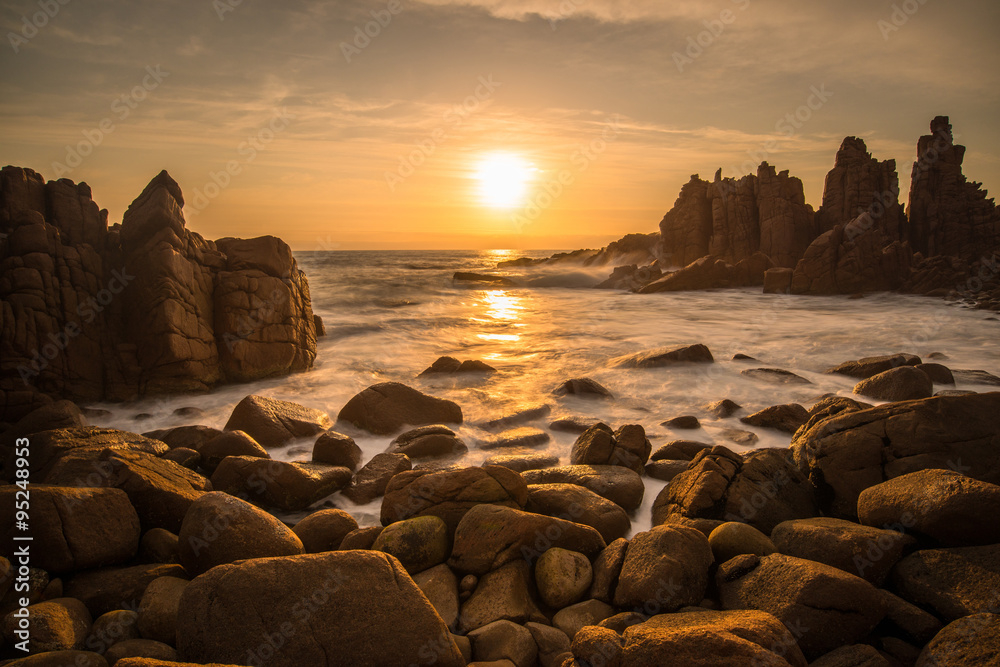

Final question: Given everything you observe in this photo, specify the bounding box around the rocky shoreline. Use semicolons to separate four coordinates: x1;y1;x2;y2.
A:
1;347;998;666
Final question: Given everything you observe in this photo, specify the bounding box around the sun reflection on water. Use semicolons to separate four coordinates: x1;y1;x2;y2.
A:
473;289;525;348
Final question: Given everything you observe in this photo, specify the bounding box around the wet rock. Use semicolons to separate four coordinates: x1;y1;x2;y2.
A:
854;366;933;402
857;469;1000;546
381;466;526;532
342;452;411;504
707;522;776;564
161;447;200;469
2;598;92;652
197;430;268;474
535;548;593;609
521;465;645;512
791;393;1000;518
458;560;545;633
223;395;331;448
612;344;714;368
338;382;463;435
553;378;613;399
177;551;464;667
453;271;516;286
590;538;628;605
717;553;887;659
372;515;450;574
916;362;955;385
210;457;351;511
527;483;630;543
916;613;1000;666
137;576;188;645
549;417;599;434
826;354;921;379
644;460;689;483
311;430;362;470
292;509;359;553
662;415;700;429
952;369;1000;386
719;428;760;446
570;423;651;474
339;526;383;551
479;427;550;451
770;517;916;586
891;544;1000;621
740;403;809;434
420;356;498;376
650;440;711;461
621;609;808;666
763;267;794;294
449;505;605;575
388;425;468;459
20;426;168;483
177;492;304;576
483;453;560;473
613;525;713;614
741;368;812;385
0;486;139;573
142;425;221;452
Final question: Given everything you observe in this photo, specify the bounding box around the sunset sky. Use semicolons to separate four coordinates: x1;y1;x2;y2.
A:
2;0;998;250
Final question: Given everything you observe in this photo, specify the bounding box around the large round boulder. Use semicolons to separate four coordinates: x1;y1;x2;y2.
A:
521;465;644;512
292;509;359;553
613;525;713;615
223;395;332;448
337;382;463;435
210;457;352;511
535;548;592;609
372;515;451;574
176;551;465;667
177;492;304;576
853;367;933;402
526;483;630;543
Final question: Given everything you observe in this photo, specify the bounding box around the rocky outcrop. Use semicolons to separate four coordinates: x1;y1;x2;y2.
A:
908;117;1000;260
0;167;318;423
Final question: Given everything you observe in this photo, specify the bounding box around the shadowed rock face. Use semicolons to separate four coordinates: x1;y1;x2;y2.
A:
0;166;318;422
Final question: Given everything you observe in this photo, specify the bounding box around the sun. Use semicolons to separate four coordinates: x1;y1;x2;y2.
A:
475;153;533;209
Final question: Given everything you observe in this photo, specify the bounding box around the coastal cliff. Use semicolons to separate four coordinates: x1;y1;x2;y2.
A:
0;168;318;423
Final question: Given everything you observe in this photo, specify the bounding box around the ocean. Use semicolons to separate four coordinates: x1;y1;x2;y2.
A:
85;249;1000;531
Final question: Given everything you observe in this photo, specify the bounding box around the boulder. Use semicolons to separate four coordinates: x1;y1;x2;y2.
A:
104;639;178;664
65;563;186;617
210;456;352;511
380;465;527;531
197;430;268;473
552;599;615;640
653;447;817;535
590;538;628;604
526;483;631;543
479;427;551;451
569;423;651;474
717;553;887;659
372;515;451;574
176;551;463;667
857;469;1000;546
310;430;362;470
644;460;689;483
703;399;743;419
2;598;92;652
791;393;1000;519
854;367;933;402
621;610;808;666
553;378;613;399
339;526;383;551
44;448;211;533
880;589;943;647
292;509;359;553
891;544;1000;621
412;564;460;630
708;522;776;565
137;576;188;645
810;644;890;667
0;486;139;573
85;609;140;654
139;528;179;564
338;382;463;435
458;560;545;633
223;395;331;448
420;356;497;376
763;268;794;294
449;505;605;575
916;363;955;385
662;415;701;429
387;425;468;458
650;440;711;461
770;517;916;586
467;620;537;667
483;453;560;473
741;368;812;385
525;622;572;667
535;548;593;609
916;613;1000;667
569;626;623;667
521;465;644;512
342;452;412;505
826;354;921;379
740;404;809;434
611;344;714;368
613;525;713;614
479;404;552;431
177;492;304;576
